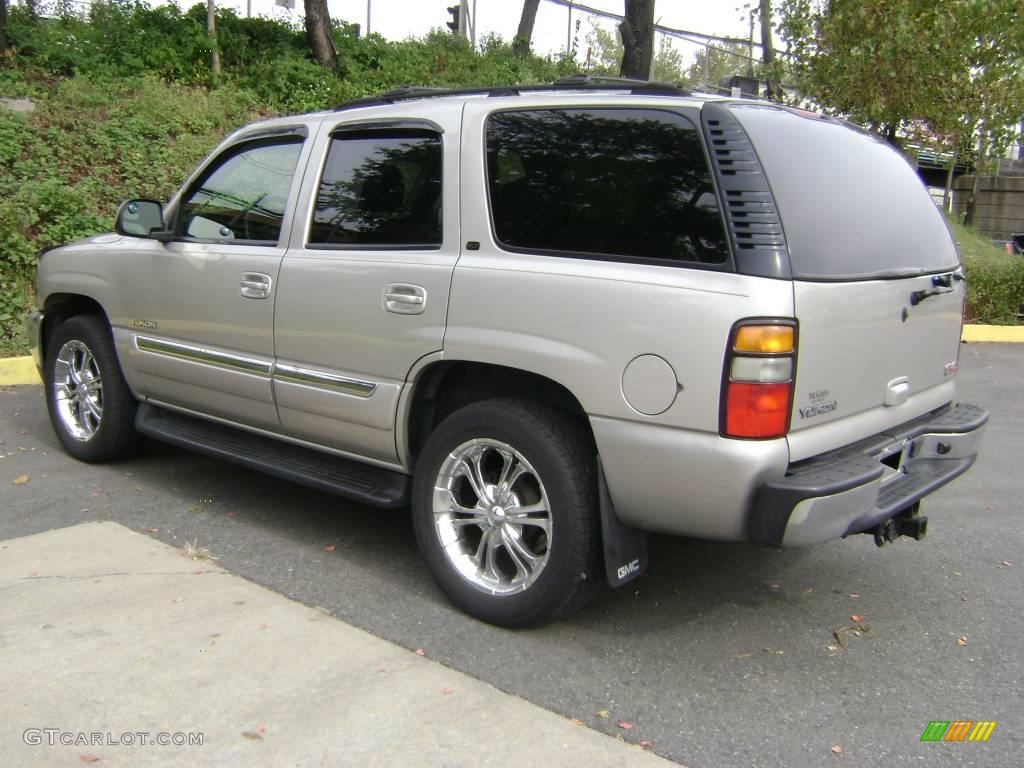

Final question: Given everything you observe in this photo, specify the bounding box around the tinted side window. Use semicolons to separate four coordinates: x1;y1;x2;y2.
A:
180;139;302;243
486;109;728;265
309;130;442;248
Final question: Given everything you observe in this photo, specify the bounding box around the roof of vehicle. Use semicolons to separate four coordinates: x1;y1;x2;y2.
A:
233;74;739;136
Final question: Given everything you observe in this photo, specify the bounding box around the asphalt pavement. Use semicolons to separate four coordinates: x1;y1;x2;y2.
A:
1;342;1021;766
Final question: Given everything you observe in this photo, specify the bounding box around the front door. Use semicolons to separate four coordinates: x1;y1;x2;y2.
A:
117;132;310;430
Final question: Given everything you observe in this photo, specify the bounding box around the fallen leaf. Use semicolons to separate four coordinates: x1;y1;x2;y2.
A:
849;593;860;598
241;730;263;740
764;647;784;655
146;528;159;534
999;560;1013;568
80;755;101;764
639;740;653;750
258;624;268;630
21;516;31;523
831;745;843;754
442;688;453;694
415;648;425;656
227;511;238;517
570;718;584;726
953;571;963;576
826;644;840;652
617;722;634;730
768;579;782;591
255;724;265;735
12;474;29;485
957;635;968;646
803;587;814;594
596;710;610;719
323;545;336;552
172;597;184;603
850;614;864;622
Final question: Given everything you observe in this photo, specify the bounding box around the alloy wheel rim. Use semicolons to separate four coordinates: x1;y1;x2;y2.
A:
432;438;552;595
53;340;104;441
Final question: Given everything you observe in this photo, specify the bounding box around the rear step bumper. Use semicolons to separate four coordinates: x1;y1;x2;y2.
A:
748;402;988;546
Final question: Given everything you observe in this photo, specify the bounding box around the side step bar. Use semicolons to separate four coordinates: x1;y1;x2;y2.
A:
135;404;409;508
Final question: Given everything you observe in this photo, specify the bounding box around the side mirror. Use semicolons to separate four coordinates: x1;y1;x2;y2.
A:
115;199;174;242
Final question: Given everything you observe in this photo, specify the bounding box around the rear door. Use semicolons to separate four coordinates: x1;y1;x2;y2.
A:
731;105;964;461
272;103;461;464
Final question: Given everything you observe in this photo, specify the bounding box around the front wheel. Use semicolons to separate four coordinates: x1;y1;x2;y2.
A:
44;314;143;462
411;398;601;627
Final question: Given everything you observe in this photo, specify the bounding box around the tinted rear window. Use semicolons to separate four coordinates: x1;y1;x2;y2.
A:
731;105;958;280
485;108;729;266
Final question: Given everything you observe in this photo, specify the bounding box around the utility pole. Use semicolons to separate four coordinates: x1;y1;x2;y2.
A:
366;0;371;36
207;0;221;77
566;1;573;56
747;8;755;78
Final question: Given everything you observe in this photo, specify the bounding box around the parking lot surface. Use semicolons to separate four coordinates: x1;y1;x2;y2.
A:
1;343;1021;766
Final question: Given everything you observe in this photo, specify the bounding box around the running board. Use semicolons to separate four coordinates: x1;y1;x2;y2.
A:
135;404;409;508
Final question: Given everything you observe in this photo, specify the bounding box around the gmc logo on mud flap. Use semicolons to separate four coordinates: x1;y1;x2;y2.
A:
617;559;640;580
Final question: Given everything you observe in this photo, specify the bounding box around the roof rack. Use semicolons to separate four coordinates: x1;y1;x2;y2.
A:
332;74;691;113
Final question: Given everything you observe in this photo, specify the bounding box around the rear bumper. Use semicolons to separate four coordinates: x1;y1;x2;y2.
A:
749;402;988;546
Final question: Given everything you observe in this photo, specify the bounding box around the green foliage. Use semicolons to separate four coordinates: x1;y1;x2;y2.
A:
778;0;1024;146
947;217;1024;325
0;3;578;353
582;22;689;84
0;71;264;351
687;42;752;90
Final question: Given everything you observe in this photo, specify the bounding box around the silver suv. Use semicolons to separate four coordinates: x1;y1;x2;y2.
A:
27;78;988;626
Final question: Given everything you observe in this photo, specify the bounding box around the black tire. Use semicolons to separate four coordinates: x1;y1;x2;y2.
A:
411;398;601;627
44;314;144;463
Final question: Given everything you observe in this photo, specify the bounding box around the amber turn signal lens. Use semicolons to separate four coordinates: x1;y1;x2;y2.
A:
733;325;794;354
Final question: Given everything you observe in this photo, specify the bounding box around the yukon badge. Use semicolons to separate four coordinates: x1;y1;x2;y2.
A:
129;318;158;330
799;389;838;419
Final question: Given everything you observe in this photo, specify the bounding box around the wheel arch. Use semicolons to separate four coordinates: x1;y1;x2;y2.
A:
403;360;596;470
40;293;110;364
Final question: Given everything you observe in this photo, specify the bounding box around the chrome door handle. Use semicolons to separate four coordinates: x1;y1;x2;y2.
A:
241;272;272;299
383;284;427;315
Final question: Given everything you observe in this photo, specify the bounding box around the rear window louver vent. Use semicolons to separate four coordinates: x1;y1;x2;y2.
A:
702;104;790;279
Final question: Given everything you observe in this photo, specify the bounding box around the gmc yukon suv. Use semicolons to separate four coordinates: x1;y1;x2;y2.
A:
27;78;988;626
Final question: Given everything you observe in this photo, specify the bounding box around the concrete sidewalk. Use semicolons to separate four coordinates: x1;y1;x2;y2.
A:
0;522;673;767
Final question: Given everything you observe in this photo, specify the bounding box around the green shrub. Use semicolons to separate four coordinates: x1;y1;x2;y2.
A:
947;216;1024;325
0;4;580;353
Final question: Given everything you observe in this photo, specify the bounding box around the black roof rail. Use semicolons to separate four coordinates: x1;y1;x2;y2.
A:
331;74;691;112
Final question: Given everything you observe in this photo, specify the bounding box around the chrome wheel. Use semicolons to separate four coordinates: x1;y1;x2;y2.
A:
52;339;103;441
433;438;552;595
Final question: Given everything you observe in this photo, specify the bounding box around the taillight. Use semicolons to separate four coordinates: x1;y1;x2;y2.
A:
722;320;796;439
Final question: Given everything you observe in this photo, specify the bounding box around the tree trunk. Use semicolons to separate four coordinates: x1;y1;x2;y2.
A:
619;0;655;80
759;0;782;102
965;123;988;228
0;0;10;53
207;0;221;76
943;143;957;213
512;0;540;58
304;0;338;69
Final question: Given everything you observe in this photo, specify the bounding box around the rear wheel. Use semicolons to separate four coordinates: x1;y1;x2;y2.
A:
44;315;143;462
412;398;600;626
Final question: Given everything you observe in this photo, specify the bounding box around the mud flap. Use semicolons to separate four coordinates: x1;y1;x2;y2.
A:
597;457;648;588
